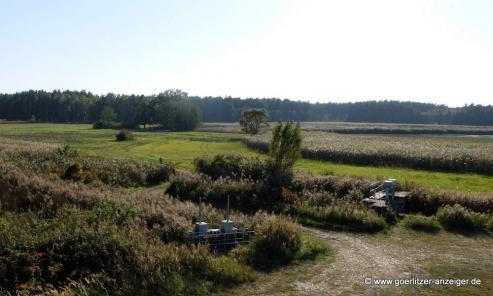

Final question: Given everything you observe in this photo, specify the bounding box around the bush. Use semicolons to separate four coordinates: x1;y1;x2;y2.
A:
405;187;493;215
290;174;372;201
206;178;262;213
146;164;175;184
166;171;265;213
166;171;211;201
288;203;388;233
92;120;115;129
63;163;84;181
400;214;441;233
194;154;265;181
246;217;302;270
436;204;489;232
115;129;135;141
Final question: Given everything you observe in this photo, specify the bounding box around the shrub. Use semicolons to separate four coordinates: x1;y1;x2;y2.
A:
268;121;302;172
436;204;489;232
193;154;293;210
115;129;135;141
146;164;175;184
206;178;262;213
246;217;302;270
290;173;372;201
166;171;211;201
194;154;265;181
264;162;293;190
63;163;84;181
167;171;266;213
405;187;493;215
239;109;268;135
400;214;441;233
288;203;388;233
92;120;115;129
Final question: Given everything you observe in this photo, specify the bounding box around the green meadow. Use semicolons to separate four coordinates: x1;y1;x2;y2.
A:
1;123;492;192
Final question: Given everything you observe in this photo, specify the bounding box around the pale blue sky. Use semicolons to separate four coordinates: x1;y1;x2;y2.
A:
1;0;492;106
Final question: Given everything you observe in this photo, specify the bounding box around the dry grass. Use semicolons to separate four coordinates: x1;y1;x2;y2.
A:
245;132;493;175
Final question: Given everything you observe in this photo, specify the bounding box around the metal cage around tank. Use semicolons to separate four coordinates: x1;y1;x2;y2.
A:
188;196;255;252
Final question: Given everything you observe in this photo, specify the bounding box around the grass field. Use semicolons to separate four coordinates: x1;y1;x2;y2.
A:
1;123;493;192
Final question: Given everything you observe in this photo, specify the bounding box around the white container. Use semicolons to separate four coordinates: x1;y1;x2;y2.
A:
195;222;208;234
221;220;235;234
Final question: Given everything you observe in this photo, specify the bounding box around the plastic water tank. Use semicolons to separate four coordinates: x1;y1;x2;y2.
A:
221;220;235;234
195;222;208;234
383;180;395;189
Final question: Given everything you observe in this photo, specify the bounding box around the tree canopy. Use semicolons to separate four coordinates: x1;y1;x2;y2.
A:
100;106;117;123
269;122;302;171
1;90;493;126
239;109;269;134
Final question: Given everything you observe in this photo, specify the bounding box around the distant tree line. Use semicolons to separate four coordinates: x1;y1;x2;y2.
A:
0;90;201;131
191;97;493;126
1;90;493;126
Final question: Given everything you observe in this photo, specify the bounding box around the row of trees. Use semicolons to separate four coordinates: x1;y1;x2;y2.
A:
1;90;493;126
0;90;201;131
192;97;493;125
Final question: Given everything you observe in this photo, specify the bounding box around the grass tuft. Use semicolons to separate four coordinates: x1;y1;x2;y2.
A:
400;214;441;233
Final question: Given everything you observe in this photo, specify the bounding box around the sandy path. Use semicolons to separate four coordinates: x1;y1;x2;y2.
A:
225;227;493;296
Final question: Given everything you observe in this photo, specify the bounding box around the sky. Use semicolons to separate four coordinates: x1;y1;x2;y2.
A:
1;0;492;106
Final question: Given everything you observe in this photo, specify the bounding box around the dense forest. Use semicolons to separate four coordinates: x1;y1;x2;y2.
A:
1;90;493;126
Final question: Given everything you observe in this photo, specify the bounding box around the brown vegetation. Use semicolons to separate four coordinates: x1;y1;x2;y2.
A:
244;132;493;175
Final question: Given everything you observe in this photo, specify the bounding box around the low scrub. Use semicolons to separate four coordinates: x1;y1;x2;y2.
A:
405;187;493;215
0;138;301;295
288;203;388;233
400;214;441;233
0;209;256;295
237;217;327;271
115;129;135;141
0;138;175;187
145;164;176;185
291;173;372;200
436;204;490;232
166;170;212;202
92;120;116;129
247;216;302;270
167;170;276;213
194;154;265;181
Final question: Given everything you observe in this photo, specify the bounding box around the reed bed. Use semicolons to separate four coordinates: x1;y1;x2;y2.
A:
199;122;493;135
244;132;493;175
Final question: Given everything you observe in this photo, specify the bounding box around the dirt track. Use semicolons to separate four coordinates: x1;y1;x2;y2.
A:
225;227;493;296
